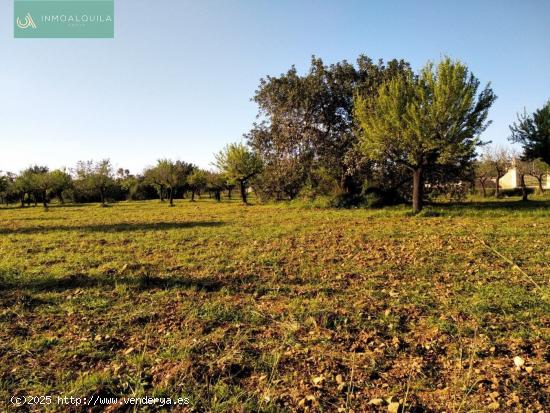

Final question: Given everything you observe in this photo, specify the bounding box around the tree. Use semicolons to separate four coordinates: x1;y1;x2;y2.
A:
214;143;263;204
47;169;72;204
75;160;114;206
483;146;512;197
355;57;496;212
474;159;494;197
249;55;411;199
205;171;226;201
0;173;15;205
154;160;194;206
509;101;550;164
515;160;531;201
155;160;181;207
14;166;48;207
143;165;166;202
526;158;550;193
188;169;207;201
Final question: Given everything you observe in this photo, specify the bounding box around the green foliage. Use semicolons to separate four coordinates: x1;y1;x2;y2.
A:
355;57;496;212
74;160;114;206
509;100;550;164
214;143;262;203
249;55;411;198
153;159;195;206
214;143;263;183
188;169;208;200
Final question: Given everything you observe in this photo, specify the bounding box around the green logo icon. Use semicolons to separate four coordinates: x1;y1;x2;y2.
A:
14;0;114;38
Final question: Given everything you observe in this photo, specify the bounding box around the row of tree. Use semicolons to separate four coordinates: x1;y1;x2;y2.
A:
247;55;549;212
2;55;549;212
0;143;262;208
475;148;549;199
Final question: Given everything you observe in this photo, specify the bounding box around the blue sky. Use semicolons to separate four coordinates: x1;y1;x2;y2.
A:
1;0;549;174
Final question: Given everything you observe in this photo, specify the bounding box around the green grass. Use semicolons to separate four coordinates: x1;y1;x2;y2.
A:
0;197;549;411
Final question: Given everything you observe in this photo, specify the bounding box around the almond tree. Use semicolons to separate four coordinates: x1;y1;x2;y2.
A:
355;57;496;212
75;160;114;206
474;159;494;197
515;160;531;201
527;158;550;193
483;146;512;197
155;159;193;207
188;169;207;201
214;143;263;204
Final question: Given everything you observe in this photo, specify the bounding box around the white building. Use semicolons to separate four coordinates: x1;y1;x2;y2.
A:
499;164;550;189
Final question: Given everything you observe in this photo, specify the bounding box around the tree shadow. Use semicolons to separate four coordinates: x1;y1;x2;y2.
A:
0;221;225;235
0;204;89;210
0;273;225;295
434;200;550;211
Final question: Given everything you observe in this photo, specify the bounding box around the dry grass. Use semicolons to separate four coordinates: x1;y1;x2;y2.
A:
0;197;548;411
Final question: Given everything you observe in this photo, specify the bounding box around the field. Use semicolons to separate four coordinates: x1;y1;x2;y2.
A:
0;198;548;412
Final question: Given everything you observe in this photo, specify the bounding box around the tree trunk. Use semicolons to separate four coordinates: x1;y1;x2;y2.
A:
169;187;174;206
495;176;501;197
20;193;25;207
480;181;487;197
412;167;424;213
191;190;195;201
215;190;221;201
42;191;48;208
239;181;247;204
520;175;528;201
228;188;232;199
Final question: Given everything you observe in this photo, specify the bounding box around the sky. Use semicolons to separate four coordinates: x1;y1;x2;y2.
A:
1;0;549;174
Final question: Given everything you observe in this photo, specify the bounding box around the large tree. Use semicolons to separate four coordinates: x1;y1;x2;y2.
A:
355;57;496;213
509;100;550;164
248;55;411;198
214;143;263;204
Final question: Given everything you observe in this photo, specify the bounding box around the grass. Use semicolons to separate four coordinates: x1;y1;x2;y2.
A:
0;196;549;411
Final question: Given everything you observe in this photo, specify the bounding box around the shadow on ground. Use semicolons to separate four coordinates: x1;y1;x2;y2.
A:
0;221;225;235
433;200;550;211
0;273;228;294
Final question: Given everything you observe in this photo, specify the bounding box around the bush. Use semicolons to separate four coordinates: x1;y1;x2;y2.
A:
498;187;535;197
328;193;364;208
362;187;404;208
